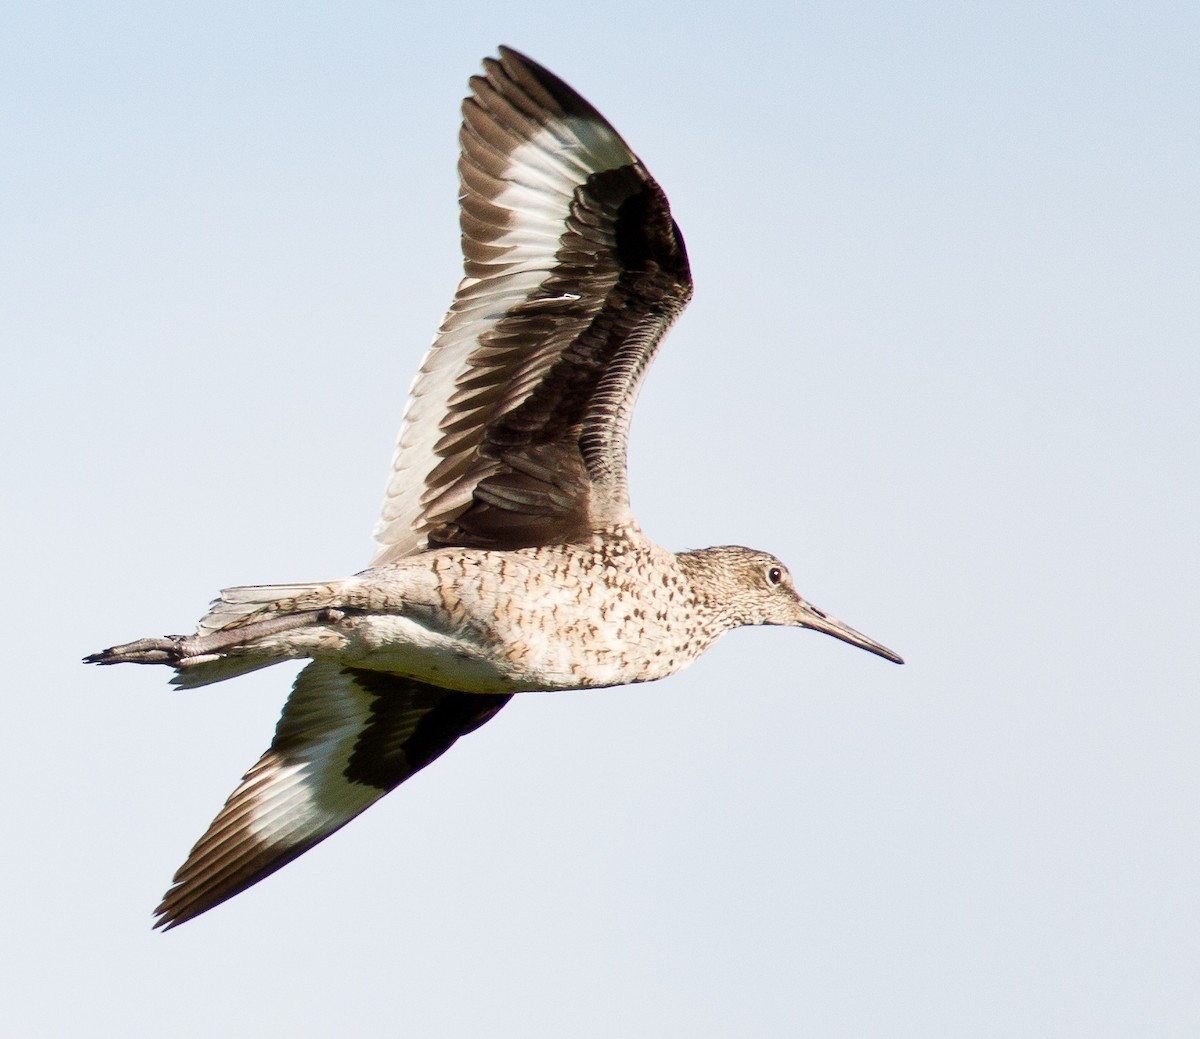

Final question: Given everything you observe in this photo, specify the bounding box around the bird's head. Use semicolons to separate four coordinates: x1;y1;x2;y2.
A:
681;546;903;664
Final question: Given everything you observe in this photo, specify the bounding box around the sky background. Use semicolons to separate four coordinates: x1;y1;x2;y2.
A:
3;1;1197;1035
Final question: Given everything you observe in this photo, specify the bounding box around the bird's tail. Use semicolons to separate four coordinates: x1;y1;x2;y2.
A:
194;582;341;636
85;580;344;688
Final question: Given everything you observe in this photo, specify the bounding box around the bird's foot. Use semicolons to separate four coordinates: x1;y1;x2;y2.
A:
84;608;349;668
84;635;194;666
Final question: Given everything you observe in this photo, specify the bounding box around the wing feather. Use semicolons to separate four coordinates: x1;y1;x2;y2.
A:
155;663;510;929
372;47;691;562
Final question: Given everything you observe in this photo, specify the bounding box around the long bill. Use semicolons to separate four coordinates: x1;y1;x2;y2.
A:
797;601;904;664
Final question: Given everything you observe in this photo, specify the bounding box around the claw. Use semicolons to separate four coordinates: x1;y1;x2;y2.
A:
84;635;189;666
84;609;341;668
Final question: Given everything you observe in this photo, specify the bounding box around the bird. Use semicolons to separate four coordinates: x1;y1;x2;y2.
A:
86;46;903;930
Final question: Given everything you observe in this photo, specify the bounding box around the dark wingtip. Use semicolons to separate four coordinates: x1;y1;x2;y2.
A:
153;903;188;932
489;45;608;124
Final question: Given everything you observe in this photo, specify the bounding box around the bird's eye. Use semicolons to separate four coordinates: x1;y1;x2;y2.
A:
767;566;783;586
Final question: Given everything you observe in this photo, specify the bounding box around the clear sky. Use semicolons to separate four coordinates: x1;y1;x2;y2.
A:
4;2;1197;1035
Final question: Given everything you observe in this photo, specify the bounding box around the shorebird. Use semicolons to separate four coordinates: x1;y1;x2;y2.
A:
87;47;903;929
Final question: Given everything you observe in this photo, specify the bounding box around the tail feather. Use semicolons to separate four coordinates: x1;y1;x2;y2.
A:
171;656;279;689
85;580;344;689
197;582;338;635
177;579;347;688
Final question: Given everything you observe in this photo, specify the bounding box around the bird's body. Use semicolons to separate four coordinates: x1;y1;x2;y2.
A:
171;528;736;694
109;531;887;695
88;48;902;929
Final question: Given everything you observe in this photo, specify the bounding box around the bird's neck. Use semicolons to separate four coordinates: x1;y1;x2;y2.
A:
674;548;752;634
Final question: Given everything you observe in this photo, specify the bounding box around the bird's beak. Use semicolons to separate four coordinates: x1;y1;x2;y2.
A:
796;600;904;664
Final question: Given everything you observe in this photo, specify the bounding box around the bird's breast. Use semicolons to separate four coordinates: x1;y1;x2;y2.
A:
347;534;713;693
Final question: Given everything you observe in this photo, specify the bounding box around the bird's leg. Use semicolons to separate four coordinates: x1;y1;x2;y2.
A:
84;608;347;667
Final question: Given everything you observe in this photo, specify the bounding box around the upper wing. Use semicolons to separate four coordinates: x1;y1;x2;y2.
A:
372;47;692;562
154;662;511;929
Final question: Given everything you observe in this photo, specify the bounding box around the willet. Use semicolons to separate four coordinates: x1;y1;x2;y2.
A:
87;47;903;929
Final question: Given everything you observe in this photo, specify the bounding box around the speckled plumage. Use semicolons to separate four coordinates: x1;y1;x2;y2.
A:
86;48;901;930
172;529;793;695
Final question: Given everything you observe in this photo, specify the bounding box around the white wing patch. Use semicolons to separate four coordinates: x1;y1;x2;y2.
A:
154;662;390;928
371;105;639;563
242;664;380;844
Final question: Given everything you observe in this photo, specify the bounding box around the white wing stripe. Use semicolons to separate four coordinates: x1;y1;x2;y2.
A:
372;85;638;560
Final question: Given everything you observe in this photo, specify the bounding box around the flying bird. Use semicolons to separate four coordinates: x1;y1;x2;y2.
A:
87;47;903;929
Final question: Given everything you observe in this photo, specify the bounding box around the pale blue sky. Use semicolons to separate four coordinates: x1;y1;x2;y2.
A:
3;2;1197;1035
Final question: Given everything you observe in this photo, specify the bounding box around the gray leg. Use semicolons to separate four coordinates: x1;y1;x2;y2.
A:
84;608;345;667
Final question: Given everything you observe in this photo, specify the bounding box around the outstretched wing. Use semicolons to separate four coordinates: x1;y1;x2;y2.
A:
155;662;511;929
372;47;692;562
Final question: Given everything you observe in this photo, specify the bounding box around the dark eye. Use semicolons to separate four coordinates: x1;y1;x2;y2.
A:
767;566;783;586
